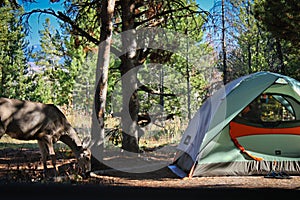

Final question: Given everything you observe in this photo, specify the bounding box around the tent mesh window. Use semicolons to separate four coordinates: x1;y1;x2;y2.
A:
239;94;296;123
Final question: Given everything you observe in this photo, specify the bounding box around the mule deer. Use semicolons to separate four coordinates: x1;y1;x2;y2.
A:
0;97;91;176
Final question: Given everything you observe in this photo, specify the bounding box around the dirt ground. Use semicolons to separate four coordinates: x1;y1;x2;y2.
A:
0;145;299;200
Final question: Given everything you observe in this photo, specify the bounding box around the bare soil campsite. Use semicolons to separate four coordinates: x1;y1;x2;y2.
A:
0;137;299;200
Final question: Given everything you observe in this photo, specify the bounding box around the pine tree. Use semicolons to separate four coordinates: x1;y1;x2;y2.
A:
31;18;74;105
0;0;30;99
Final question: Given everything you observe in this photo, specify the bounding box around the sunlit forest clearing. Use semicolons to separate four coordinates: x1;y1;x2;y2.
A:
0;1;299;193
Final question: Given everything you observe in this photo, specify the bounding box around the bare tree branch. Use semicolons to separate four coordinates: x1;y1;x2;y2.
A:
22;8;122;56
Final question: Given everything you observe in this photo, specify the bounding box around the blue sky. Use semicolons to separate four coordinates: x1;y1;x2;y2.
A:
25;0;214;46
23;0;64;46
197;0;214;11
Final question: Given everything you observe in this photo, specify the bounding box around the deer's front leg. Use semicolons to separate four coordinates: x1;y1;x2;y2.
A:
0;118;6;139
38;140;49;175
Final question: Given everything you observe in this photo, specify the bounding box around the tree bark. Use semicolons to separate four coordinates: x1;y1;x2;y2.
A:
120;0;140;153
91;0;115;169
221;0;227;84
275;39;285;74
246;0;252;74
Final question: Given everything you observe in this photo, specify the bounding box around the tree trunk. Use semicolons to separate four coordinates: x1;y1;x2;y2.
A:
275;39;285;74
221;0;227;84
255;22;260;71
247;0;252;74
120;0;140;153
91;0;115;169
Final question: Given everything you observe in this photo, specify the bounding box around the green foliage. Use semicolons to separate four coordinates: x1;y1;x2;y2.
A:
205;0;300;81
254;0;300;48
30;18;75;105
253;0;300;79
72;50;98;113
0;1;30;99
141;0;213;118
61;0;213;122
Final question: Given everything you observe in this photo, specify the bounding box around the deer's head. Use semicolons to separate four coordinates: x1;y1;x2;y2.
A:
77;148;91;175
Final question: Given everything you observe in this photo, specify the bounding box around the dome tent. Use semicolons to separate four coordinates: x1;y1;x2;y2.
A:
169;71;300;178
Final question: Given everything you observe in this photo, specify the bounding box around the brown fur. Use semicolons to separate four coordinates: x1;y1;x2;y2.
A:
0;97;91;175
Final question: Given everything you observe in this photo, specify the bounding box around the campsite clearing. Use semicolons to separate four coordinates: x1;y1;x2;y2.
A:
0;146;299;190
0;137;299;200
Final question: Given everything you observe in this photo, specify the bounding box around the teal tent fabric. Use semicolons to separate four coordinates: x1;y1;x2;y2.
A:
169;71;300;177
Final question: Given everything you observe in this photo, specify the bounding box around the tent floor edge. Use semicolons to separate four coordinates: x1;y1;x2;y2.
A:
167;164;188;178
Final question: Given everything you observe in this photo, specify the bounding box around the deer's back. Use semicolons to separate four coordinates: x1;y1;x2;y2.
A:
0;97;67;141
